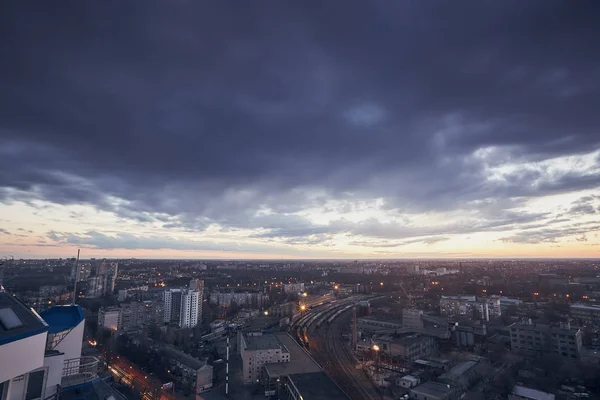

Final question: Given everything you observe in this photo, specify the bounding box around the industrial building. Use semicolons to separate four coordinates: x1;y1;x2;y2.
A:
375;333;438;361
570;303;600;325
509;321;582;358
410;381;454;400
440;295;501;321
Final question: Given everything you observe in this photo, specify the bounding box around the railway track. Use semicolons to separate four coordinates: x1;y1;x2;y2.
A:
310;312;381;400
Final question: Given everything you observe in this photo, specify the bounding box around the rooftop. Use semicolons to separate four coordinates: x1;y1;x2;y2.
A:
40;305;85;334
264;333;321;377
439;360;478;381
513;385;555;400
411;381;452;398
161;345;205;370
243;332;288;352
288;372;348;400
571;303;600;311
0;291;48;345
441;295;476;302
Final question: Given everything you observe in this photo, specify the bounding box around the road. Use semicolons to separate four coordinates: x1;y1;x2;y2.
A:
305;306;382;400
108;356;175;400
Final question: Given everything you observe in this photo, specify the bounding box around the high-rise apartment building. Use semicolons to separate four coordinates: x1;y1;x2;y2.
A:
86;260;118;298
164;289;200;328
189;279;204;323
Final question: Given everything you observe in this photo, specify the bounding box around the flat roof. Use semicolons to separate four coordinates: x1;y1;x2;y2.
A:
513;385;555;400
40;305;85;334
439;360;478;380
571;303;600;311
0;292;48;345
288;372;348;400
441;295;476;302
264;333;321;377
243;333;288;352
161;346;204;370
411;381;452;397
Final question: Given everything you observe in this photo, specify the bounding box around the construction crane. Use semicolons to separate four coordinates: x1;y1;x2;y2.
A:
399;282;413;308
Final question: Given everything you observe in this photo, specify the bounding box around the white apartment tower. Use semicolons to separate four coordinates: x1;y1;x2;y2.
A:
164;288;200;328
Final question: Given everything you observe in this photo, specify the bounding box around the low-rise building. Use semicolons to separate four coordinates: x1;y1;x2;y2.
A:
570;303;600;325
397;375;420;388
509;321;582;359
438;358;490;389
160;345;213;393
509;385;555;400
358;316;403;332
410;381;453;400
376;334;438;361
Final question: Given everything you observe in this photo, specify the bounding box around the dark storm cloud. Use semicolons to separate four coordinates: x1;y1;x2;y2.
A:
1;1;600;245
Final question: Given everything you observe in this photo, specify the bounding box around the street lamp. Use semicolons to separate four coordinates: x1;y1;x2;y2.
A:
372;344;381;374
300;304;306;312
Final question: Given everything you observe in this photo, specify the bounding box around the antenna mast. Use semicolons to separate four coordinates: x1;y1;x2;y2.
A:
72;249;80;305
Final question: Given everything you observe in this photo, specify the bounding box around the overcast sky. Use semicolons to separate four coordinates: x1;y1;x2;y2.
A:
1;1;599;259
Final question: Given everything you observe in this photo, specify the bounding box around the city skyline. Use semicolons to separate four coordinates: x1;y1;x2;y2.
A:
1;2;599;259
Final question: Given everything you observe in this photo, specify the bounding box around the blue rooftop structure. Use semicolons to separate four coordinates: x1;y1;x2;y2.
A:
40;305;85;334
0;291;48;345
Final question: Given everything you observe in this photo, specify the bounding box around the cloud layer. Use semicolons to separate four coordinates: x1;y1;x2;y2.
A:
1;1;599;257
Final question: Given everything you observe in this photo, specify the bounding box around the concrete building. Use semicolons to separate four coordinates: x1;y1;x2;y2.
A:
160;345;213;393
509;385;555;400
509;321;582;359
410;381;453;400
282;283;304;294
164;289;201;328
358;316;403;332
403;308;424;329
189;279;204;323
260;333;347;399
500;297;523;312
70;263;91;282
98;307;120;331
570;303;600;325
440;295;496;321
239;332;290;384
452;324;487;348
485;296;502;318
397;375;420;389
209;291;268;308
438;358;490;389
376;333;437;361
